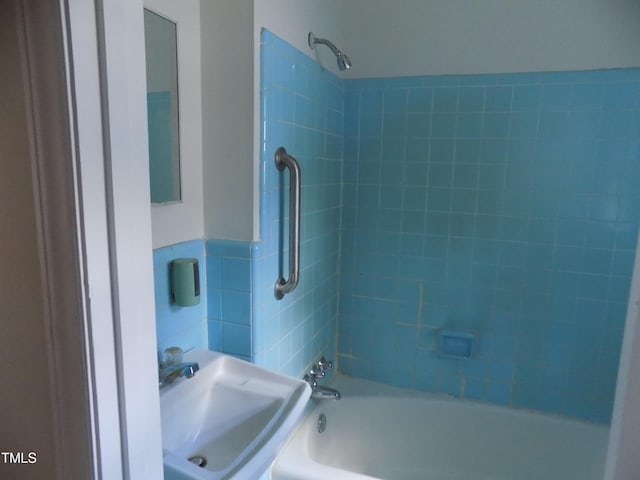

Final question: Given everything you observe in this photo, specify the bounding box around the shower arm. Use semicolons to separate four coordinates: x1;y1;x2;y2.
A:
308;32;351;71
307;32;343;57
308;33;343;58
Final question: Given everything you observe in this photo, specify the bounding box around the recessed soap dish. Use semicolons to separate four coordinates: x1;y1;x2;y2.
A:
438;330;476;359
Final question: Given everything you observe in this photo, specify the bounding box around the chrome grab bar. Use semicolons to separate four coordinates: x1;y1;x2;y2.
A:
274;147;301;300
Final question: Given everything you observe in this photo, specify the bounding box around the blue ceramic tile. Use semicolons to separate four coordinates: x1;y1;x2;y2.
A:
509;113;539;138
207;319;223;351
263;61;640;422
603;83;636;110
402;211;426;234
439;374;462;397
407;88;433;112
383;112;407;137
452;164;478;189
222;290;250;325
406;113;431;137
429;139;455;163
207;239;251;258
384;88;408;112
360;112;383;137
431;113;457;138
206;255;222;289
207;288;222;320
403;187;427;212
381;137;405;162
579;274;609;300
405;137;429;162
476;191;502;216
433;87;459;112
222;323;251;357
487;358;514;383
427;188;451;212
540;84;572;110
512;85;541;110
455;139;481;164
612;250;635;276
222;257;250;292
427;163;453;187
258;30;342;375
585;221;616;249
360;89;384;112
458;87;485;112
456;113;483;138
483;113;510;137
404;162;428;186
582;248;613;275
450;193;476;216
485;86;512;111
479;139;508;164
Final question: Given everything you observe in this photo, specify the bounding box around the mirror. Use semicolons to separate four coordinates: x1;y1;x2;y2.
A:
144;9;181;203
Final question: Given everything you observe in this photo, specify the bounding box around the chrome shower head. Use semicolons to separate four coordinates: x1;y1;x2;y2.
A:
308;32;352;71
337;53;352;71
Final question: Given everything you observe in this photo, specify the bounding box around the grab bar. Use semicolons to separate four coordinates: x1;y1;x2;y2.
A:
274;146;301;300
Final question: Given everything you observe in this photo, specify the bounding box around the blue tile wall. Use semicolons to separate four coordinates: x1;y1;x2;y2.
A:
153;239;208;355
154;65;638;427
338;69;640;423
206;239;252;361
255;30;342;376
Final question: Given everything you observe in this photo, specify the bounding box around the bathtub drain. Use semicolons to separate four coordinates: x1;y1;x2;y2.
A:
188;455;207;468
317;413;327;433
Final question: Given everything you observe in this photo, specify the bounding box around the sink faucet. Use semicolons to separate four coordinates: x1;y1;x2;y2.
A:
159;362;200;388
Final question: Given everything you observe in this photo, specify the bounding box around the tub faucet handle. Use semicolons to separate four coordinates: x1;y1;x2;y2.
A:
309;366;325;378
303;374;318;389
318;356;333;371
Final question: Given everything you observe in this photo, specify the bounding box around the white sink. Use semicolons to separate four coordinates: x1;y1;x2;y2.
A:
160;349;311;480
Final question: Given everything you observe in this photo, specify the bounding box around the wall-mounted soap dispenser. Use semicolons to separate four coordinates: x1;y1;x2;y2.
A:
169;258;200;306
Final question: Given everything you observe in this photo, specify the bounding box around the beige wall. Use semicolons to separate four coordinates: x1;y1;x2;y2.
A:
0;2;55;478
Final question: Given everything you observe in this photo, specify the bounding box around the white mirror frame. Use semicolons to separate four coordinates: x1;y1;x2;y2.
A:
146;0;204;249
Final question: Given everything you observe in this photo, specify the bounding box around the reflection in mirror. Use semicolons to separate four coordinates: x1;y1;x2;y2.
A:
144;9;181;203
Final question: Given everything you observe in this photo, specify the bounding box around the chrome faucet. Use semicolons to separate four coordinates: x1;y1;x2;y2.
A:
159;362;200;388
304;356;341;400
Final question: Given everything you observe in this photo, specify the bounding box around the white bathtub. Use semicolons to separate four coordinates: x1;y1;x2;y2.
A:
271;376;609;480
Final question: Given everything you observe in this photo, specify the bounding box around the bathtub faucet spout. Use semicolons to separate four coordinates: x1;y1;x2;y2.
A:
304;374;341;400
311;384;342;400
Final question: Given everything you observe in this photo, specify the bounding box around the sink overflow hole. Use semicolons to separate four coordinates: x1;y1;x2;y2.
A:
188;455;207;468
317;413;327;433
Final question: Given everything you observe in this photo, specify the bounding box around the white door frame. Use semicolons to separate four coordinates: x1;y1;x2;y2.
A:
19;0;164;478
63;0;164;477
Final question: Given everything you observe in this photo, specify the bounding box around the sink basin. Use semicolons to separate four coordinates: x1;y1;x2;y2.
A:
160;349;310;480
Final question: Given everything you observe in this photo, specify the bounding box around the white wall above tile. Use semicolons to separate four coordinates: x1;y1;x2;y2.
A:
342;0;640;79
